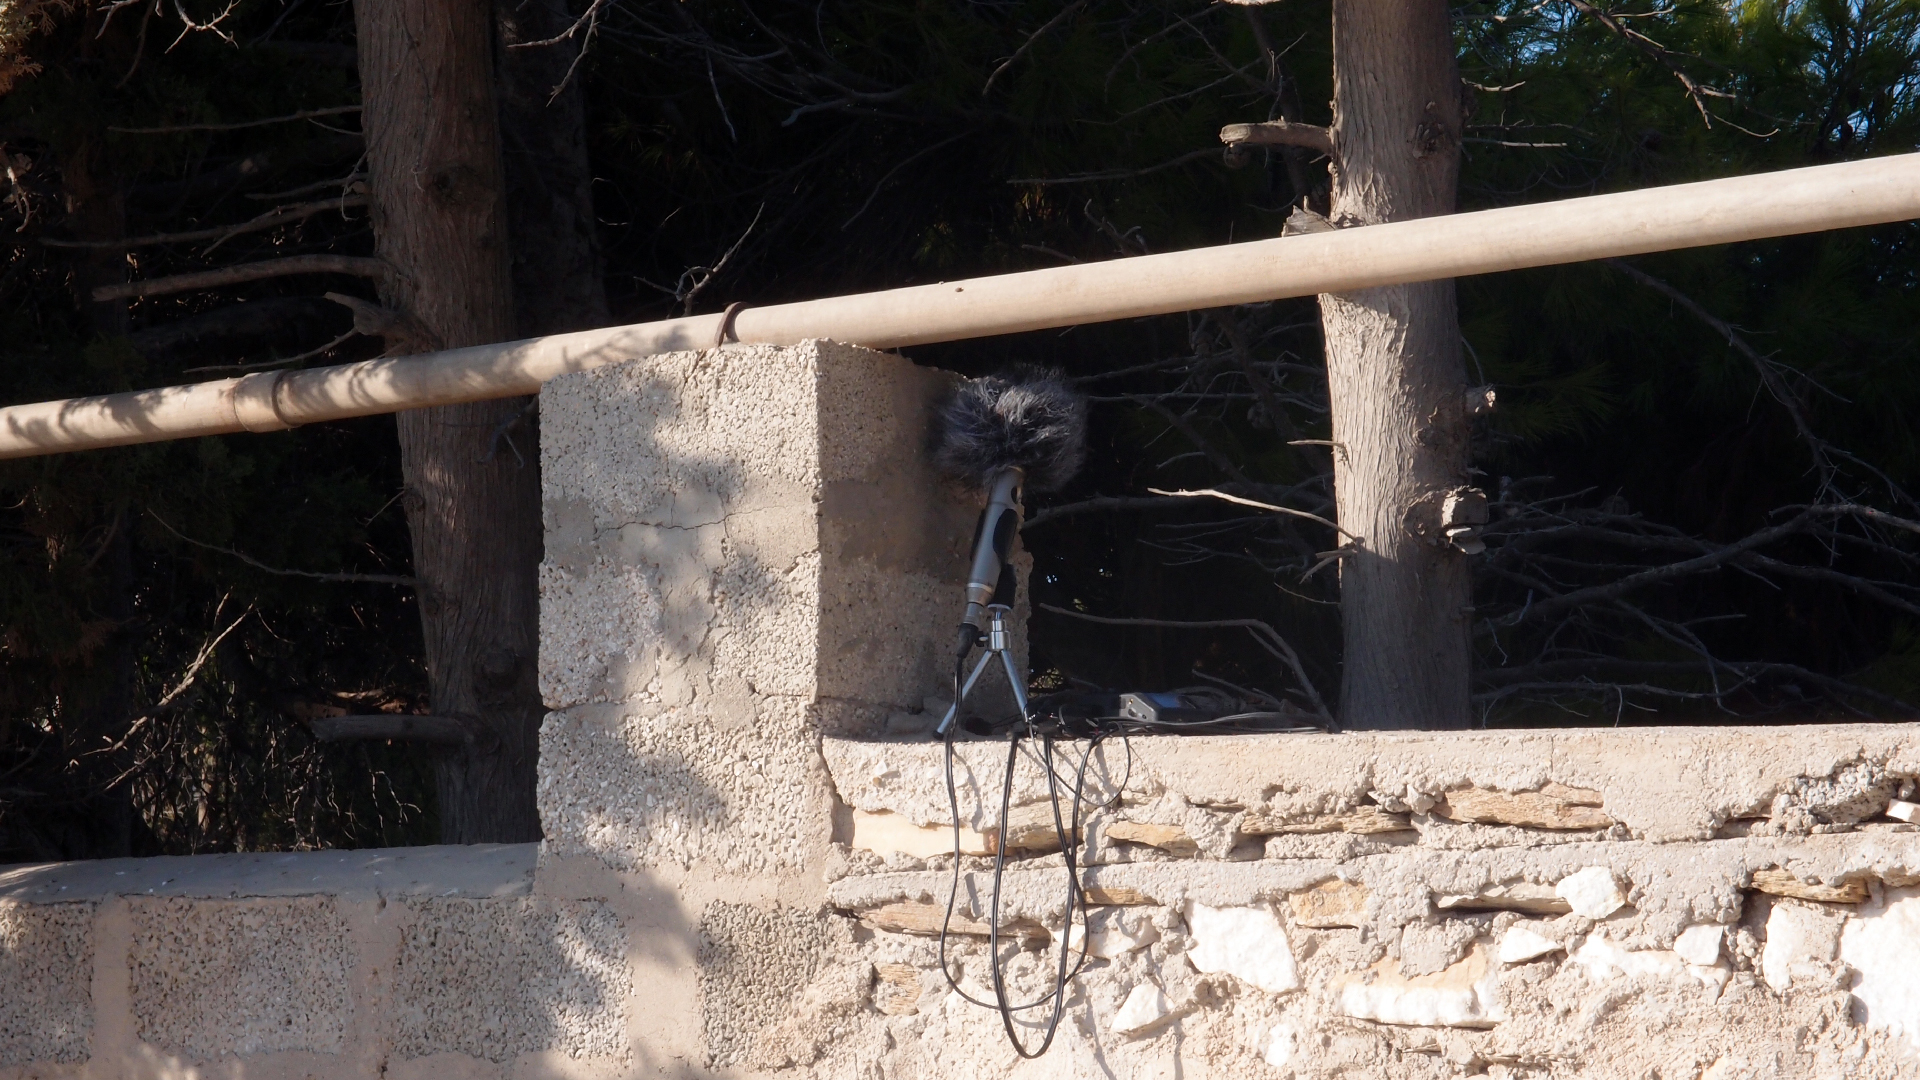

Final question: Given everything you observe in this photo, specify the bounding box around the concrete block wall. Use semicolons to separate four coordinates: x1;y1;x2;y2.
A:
7;340;1920;1078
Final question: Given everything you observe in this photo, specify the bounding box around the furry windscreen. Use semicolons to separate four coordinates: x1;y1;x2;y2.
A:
932;366;1089;493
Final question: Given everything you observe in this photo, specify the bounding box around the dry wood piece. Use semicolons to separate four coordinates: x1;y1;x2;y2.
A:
1084;885;1154;906
857;901;1047;942
1436;787;1614;831
1289;879;1370;928
1750;868;1871;905
872;963;921;1016
1241;806;1415;836
1105;820;1199;856
995;803;1080;852
1218;119;1334;156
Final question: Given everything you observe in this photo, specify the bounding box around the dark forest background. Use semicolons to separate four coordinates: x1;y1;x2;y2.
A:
2;0;1918;860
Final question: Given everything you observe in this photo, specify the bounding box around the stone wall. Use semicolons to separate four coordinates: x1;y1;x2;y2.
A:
6;340;1920;1079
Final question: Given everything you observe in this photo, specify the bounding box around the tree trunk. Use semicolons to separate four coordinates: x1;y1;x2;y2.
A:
494;0;611;336
355;0;545;841
1321;1;1473;729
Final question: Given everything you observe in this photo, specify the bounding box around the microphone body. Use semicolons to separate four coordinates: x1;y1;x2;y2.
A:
962;467;1024;633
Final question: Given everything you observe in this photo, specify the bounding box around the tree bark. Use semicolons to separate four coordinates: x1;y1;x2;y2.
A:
355;0;545;841
494;0;611;336
1321;1;1473;729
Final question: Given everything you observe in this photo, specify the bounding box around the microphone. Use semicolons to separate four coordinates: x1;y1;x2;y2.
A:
930;367;1088;734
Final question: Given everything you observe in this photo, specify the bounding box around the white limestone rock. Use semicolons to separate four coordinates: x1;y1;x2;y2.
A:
1498;925;1561;965
1334;943;1503;1029
1111;983;1170;1035
1556;866;1628;919
1264;1022;1299;1069
1673;924;1725;967
1184;901;1300;994
1057;911;1160;959
1569;931;1683;982
1886;798;1920;824
1762;900;1843;993
1570;931;1732;996
1841;884;1920;1051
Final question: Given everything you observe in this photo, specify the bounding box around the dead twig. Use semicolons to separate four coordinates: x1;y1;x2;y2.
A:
109;104;360;135
148;511;416;586
1146;487;1358;540
41;195;366;251
94;254;393;301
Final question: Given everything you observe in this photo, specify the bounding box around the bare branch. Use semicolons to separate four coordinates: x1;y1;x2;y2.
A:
95;255;393;301
1146;487;1358;540
149;511;416;585
1219;119;1332;156
324;292;442;353
983;0;1089;96
1038;603;1332;725
1491;510;1817;629
182;328;361;375
42;196;366;251
310;715;477;746
109;104;361;135
1559;0;1736;128
1007;148;1220;186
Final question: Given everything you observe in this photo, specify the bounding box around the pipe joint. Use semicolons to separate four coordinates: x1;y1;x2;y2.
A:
231;371;299;434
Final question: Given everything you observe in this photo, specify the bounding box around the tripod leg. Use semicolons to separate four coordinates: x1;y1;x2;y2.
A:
935;649;1004;737
997;647;1029;717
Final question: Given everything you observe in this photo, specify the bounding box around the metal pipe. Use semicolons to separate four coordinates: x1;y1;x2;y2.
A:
5;153;1918;459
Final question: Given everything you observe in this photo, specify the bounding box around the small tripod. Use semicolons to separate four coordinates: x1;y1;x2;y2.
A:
934;602;1029;738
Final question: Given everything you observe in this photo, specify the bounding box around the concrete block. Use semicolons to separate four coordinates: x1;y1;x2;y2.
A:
391;897;629;1062
0;900;93;1065
537;340;977;716
538;342;996;877
127;896;352;1059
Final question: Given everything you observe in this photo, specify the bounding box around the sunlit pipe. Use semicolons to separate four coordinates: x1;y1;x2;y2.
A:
4;153;1918;459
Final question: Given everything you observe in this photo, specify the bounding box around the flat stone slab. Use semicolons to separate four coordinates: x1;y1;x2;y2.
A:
0;843;537;903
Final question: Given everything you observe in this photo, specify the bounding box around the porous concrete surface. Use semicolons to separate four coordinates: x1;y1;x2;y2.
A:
0;901;93;1064
128;896;353;1059
392;897;630;1062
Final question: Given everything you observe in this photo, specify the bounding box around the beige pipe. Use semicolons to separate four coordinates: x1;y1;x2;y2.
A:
5;153;1918;459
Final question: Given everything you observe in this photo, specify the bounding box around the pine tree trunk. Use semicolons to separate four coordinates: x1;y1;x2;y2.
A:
355;0;545;841
1321;1;1473;729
